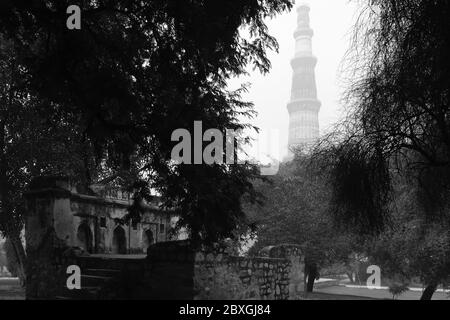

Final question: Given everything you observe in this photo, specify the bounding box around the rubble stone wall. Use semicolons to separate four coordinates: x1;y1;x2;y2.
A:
143;241;305;300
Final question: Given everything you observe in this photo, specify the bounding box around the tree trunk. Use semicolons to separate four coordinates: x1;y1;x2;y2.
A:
8;234;26;286
420;284;437;300
305;264;318;293
346;271;354;283
306;272;316;292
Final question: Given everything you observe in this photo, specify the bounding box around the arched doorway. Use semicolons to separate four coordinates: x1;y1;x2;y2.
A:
112;226;127;254
77;223;93;254
144;229;154;248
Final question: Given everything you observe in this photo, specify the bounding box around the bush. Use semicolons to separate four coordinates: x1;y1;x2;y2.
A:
388;283;409;300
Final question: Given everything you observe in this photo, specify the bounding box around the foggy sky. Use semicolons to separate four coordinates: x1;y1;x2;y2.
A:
230;0;360;161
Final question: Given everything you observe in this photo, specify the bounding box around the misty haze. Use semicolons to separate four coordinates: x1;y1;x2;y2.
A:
0;0;449;306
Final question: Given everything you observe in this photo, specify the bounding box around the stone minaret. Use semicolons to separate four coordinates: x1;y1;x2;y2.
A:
286;4;321;159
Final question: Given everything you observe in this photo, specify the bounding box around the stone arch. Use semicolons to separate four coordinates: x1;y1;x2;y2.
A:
112;226;127;254
77;222;93;254
144;229;154;248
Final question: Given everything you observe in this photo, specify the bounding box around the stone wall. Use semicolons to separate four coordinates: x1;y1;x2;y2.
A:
195;255;291;300
24;176;305;300
136;241;305;300
25;226;81;299
25;235;305;300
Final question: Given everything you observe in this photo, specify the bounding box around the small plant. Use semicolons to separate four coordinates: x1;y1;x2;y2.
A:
389;283;409;300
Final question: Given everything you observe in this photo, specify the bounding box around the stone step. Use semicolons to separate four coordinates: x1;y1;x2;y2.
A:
60;286;101;300
77;256;145;271
84;268;121;278
57;255;147;300
81;275;111;287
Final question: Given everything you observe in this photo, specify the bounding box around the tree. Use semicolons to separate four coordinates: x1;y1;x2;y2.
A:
366;175;450;300
312;0;450;299
0;1;293;245
0;240;6;273
246;157;356;293
0;34;102;285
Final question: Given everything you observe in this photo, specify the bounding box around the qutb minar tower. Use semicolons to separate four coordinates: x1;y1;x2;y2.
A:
287;4;321;159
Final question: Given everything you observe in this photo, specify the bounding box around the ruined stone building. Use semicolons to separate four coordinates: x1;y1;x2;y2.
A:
25;177;306;300
25;177;304;300
26;176;181;256
286;4;321;159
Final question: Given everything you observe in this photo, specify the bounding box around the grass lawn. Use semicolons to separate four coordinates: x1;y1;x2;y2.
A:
0;278;25;300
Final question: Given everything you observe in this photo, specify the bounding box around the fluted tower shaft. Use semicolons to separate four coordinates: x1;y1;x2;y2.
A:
287;4;321;156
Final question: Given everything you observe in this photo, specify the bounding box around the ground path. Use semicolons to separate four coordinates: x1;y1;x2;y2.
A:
2;277;449;300
0;278;24;300
316;284;449;300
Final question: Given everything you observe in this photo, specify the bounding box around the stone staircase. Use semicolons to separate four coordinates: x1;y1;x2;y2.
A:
56;255;146;300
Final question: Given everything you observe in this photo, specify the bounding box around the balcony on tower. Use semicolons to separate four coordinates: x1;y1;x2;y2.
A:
294;4;314;57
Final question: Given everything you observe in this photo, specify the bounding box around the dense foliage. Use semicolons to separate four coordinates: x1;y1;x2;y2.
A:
312;0;450;299
0;1;293;250
246;158;357;292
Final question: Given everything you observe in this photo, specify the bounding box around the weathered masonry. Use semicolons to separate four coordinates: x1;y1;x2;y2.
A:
24;177;305;300
25;176;178;256
286;4;321;160
142;241;305;300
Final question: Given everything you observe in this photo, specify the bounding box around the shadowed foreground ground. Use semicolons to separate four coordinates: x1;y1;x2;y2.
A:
0;278;25;300
1;277;449;300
